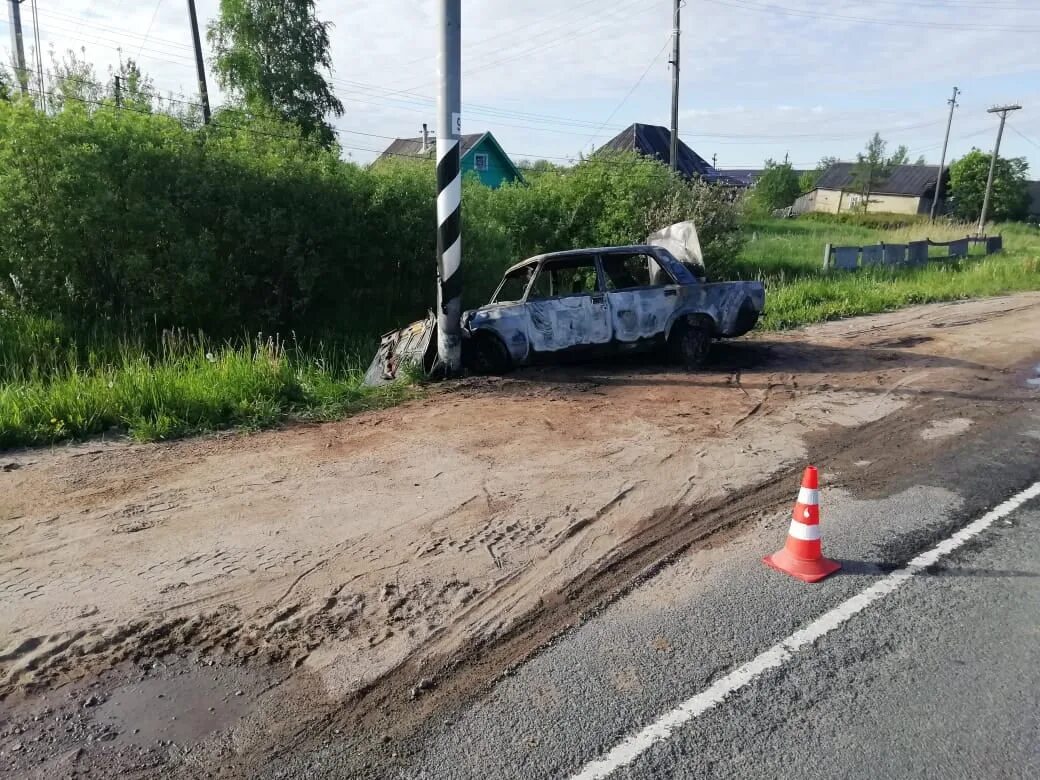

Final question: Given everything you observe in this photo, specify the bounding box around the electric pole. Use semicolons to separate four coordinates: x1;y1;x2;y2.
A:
977;104;1021;234
113;75;122;108
929;86;959;223
436;0;463;374
7;0;28;95
669;0;681;172
185;0;212;123
712;153;717;170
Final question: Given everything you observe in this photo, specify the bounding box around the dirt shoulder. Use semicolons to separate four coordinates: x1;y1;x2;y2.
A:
3;293;1040;777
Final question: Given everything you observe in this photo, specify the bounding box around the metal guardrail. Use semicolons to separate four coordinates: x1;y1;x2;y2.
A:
823;235;1002;270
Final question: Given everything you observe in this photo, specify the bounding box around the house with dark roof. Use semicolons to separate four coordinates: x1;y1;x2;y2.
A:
1027;181;1040;221
719;168;808;188
594;123;742;185
378;128;522;188
794;161;948;215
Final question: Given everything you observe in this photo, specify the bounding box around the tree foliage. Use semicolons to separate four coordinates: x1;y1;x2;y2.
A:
749;159;801;214
208;0;344;148
46;47;103;111
108;57;156;112
851;133;908;211
948;149;1030;223
798;156;839;193
0;102;744;340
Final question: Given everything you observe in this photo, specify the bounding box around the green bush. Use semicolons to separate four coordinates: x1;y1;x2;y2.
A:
0;103;743;342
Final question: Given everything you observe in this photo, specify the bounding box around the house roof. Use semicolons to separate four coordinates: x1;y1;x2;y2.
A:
378;131;522;181
814;162;945;197
594;123;739;184
720;168;808;186
380;133;486;161
1027;181;1040;216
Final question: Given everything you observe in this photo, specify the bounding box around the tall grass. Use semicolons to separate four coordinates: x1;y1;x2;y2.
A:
0;322;410;448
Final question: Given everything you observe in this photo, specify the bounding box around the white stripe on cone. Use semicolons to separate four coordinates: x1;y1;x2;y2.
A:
798;487;819;505
787;519;822;541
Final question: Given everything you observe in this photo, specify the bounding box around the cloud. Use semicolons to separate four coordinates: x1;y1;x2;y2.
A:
1;0;1036;170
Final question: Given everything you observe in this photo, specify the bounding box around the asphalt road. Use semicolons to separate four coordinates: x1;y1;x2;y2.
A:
274;406;1040;779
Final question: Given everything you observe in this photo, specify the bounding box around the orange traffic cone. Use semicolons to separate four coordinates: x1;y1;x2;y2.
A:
763;466;841;583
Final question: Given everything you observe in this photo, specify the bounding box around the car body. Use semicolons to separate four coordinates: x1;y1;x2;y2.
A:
461;244;764;370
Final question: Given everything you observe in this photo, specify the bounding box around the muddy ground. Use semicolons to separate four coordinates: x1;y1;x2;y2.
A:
3;293;1040;778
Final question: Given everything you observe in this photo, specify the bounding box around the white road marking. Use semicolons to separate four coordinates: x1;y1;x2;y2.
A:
569;480;1040;780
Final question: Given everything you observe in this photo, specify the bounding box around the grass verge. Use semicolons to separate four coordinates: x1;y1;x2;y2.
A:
0;328;413;449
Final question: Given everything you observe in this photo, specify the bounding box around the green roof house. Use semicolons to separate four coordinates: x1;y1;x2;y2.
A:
378;127;522;188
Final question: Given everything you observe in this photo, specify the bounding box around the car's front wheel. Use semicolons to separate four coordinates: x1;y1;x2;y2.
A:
467;333;512;375
667;316;713;368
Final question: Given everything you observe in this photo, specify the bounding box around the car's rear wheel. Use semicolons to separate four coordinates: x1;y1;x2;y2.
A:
468;333;512;375
668;316;713;368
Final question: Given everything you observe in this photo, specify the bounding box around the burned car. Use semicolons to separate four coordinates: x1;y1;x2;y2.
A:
462;244;763;373
365;222;765;384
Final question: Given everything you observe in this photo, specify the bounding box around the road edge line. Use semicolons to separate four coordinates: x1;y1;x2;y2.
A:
568;480;1040;780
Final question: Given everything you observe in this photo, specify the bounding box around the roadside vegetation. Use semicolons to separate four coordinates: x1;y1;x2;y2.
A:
739;217;1040;329
1;31;1037;448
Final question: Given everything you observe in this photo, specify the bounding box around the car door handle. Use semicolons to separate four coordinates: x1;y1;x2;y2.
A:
590;294;605;303
664;288;677;297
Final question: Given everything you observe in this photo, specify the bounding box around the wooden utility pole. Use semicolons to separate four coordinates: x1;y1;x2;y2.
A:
185;0;212;123
978;104;1021;234
669;0;680;171
436;0;462;374
929;86;959;223
6;0;28;95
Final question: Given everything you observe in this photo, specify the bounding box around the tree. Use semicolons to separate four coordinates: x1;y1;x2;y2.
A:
799;155;839;193
749;159;800;213
46;47;103;112
208;0;344;147
107;57;156;112
850;133;908;211
948;149;1029;223
0;64;10;101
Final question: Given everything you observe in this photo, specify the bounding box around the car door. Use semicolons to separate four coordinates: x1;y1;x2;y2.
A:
601;251;679;342
523;255;612;354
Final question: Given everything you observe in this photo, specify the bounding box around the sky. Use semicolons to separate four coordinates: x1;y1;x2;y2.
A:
3;0;1039;173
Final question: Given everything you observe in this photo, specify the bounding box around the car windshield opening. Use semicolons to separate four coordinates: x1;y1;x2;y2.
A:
492;265;535;303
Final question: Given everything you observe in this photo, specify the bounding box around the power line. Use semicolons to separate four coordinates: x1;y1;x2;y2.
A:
136;1;168;61
37;6;192;52
1007;123;1040;151
585;35;673;151
704;0;1040;32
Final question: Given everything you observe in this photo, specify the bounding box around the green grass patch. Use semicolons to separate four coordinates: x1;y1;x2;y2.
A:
0;325;412;449
736;216;1040;329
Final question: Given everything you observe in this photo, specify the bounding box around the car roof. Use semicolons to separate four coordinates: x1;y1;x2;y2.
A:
502;245;664;275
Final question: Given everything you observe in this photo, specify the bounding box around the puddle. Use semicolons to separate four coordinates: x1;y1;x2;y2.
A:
96;664;257;747
920;418;972;440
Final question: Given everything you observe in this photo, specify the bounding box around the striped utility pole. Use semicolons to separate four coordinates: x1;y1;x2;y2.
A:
436;0;463;374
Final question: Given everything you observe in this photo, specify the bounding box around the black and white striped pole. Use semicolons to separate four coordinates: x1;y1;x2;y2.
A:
436;0;463;374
